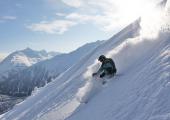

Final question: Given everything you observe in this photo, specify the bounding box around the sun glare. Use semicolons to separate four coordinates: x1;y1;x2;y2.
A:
114;0;165;39
114;0;156;21
103;0;164;34
140;7;163;39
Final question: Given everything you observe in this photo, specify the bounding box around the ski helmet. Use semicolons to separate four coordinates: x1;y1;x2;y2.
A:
98;55;106;61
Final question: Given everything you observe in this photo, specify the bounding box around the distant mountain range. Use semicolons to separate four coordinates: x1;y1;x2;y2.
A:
0;48;59;82
0;41;103;96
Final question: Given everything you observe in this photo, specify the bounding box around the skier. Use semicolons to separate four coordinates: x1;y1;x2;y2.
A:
92;55;117;79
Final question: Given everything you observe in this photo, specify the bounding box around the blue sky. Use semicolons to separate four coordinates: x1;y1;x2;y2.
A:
0;0;114;55
0;0;160;59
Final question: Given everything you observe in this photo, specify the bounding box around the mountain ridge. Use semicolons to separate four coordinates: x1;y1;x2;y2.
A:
0;40;103;96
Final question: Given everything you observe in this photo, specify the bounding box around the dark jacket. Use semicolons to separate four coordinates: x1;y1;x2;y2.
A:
97;58;117;75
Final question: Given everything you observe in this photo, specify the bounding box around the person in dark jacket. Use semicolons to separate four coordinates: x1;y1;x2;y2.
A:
92;55;117;78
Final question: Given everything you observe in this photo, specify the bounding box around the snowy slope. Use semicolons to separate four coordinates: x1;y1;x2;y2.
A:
68;34;170;120
1;1;170;120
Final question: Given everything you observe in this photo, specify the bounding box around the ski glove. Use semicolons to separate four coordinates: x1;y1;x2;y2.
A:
100;72;105;78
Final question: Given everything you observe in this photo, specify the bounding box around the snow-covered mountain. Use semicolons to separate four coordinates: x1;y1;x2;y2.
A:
1;1;169;120
0;48;58;77
0;41;103;96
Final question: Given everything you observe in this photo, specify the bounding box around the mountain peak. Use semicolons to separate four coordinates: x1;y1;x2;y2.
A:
22;47;38;53
0;48;58;74
22;48;49;55
25;47;32;50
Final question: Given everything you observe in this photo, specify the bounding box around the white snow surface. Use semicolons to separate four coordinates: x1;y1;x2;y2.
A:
1;4;170;120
